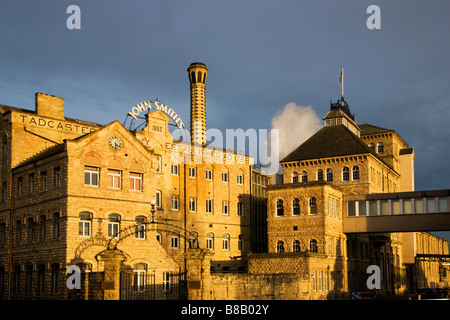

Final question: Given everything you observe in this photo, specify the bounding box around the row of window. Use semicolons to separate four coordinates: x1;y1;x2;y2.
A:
276;238;344;256
291;166;360;183
368;142;384;154
275;196;339;217
13;167;61;198
179;165;244;185
0;214;60;246
186;197;245;216
85;167;143;191
78;213;246;252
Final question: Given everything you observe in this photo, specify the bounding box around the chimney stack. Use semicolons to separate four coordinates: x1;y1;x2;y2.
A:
187;62;208;146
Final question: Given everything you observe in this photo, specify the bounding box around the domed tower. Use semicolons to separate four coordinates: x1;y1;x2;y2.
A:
187;62;208;145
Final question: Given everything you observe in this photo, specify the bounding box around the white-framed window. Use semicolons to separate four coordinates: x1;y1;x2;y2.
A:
156;190;162;208
156;155;162;173
222;201;229;215
377;142;384;154
171;195;179;210
276;199;284;216
328;196;338;217
342;167;349;181
222;234;230;251
129;172;142;191
171;164;179;176
133;263;147;292
309;239;318;252
317;169;323;181
326;169;333;182
84;166;99;186
292;172;298;183
238;235;244;252
292;198;300;216
237;202;244;216
189;167;196;178
163;272;171;292
189;197;197;212
206;199;213;214
301;171;308;182
135;216;146;239
222;172;229;183
108;169;121;189
237;174;244;185
171;233;179;249
277;241;285;253
108;214;120;239
309;197;317;215
206;232;214;250
312;271;317;292
78;212;92;237
293;240;301;252
206;169;213;180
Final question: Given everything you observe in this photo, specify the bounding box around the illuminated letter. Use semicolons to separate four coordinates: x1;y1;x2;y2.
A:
66;5;81;30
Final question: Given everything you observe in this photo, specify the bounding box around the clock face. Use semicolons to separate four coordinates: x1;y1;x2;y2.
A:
108;136;122;150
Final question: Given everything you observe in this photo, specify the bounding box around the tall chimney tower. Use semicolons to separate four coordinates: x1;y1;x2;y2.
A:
187;62;208;145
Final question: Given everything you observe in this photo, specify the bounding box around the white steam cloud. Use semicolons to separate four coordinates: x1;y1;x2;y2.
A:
271;102;323;161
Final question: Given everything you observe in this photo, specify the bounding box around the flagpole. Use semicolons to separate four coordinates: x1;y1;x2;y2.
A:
341;67;344;99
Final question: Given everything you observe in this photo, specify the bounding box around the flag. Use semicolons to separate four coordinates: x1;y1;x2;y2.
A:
339;68;343;83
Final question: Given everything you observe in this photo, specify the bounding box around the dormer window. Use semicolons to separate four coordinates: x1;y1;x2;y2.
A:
377;142;384;154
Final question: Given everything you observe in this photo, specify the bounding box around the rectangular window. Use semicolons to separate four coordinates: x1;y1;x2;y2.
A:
78;220;91;237
206;199;213;214
41;171;47;191
29;173;35;194
237;202;244;216
380;200;389;215
222;172;228;183
369;201;378;216
189;167;196;178
415;198;424;214
237;175;243;185
2;182;6;201
171;196;179;210
347;202;356;216
108;169;121;189
403;199;412;214
18;177;23;197
392;199;400;215
163;272;171;292
189;197;197;212
108;222;120;239
238;235;244;251
54;166;61;187
329;197;338;217
171;164;179;175
156;156;162;173
206;169;213;180
129;172;142;191
171;234;179;249
222;201;229;215
438;197;448;213
426;198;436;213
359;201;367;216
84;166;99;186
156;190;162;208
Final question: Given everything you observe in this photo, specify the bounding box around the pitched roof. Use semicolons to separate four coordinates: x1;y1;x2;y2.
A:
13;143;66;170
281;125;380;163
358;123;393;135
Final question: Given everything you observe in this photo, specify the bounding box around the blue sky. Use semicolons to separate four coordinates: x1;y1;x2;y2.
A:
1;1;449;238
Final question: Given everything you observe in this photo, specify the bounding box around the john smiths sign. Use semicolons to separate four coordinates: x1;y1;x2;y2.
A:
128;100;185;129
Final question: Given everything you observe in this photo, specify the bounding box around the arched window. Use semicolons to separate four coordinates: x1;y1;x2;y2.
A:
134;263;147;292
135;216;146;239
108;214;120;239
15;220;21;243
52;213;60;238
352;166;360;180
301;171;308;182
51;263;59;295
326;169;333;182
309;197;317;215
38;264;45;295
79;212;92;237
342;167;350;181
222;234;230;251
293;240;301;252
369;143;375;151
206;232;214;250
309;239;318;253
277;241;285;253
377;142;384;154
292;198;300;216
276;200;284;216
292;172;298;183
317;169;323;181
156;190;162;208
238;235;244;252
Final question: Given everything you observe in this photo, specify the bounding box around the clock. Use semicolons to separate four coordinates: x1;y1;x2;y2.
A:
108;136;122;150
